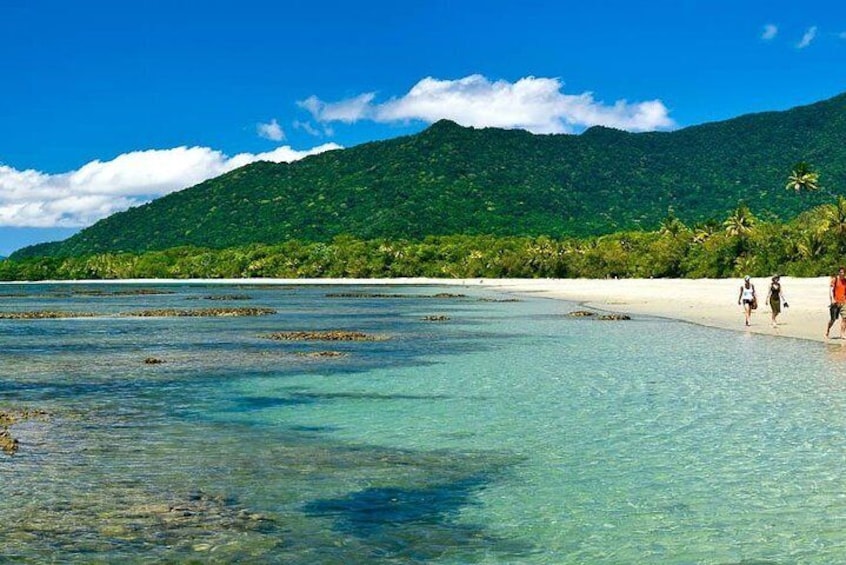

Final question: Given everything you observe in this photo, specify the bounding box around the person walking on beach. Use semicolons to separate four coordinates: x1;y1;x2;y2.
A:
738;275;757;327
826;267;846;339
766;275;787;328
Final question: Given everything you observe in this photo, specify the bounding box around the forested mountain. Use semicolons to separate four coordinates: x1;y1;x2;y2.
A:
14;92;846;259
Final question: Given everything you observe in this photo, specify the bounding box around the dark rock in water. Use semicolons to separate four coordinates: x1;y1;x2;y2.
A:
597;313;631;321
295;351;348;358
0;311;99;319
327;292;468;299
70;288;176;296
188;294;253;301
326;292;410;299
568;310;596;317
0;429;18;455
422;315;450;321
0;307;275;319
0;408;49;455
261;330;388;342
121;307;276;317
144;357;165;364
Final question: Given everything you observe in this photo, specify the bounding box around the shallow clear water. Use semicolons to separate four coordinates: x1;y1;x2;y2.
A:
3;283;846;563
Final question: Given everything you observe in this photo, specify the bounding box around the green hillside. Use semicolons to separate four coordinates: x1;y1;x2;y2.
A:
14;92;846;259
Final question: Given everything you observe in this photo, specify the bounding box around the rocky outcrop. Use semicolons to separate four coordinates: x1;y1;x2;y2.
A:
121;307;276;317
70;288;176;296
294;351;348;358
0;311;98;319
187;295;253;301
0;307;276;319
261;330;387;342
597;313;631;321
568;310;630;320
326;292;468;299
568;310;596;317
0;429;18;455
0;409;49;455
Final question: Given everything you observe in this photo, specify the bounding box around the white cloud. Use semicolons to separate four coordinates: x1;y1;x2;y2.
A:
257;118;285;141
797;26;818;48
762;24;778;40
300;75;674;134
298;93;377;123
293;119;324;137
0;143;341;228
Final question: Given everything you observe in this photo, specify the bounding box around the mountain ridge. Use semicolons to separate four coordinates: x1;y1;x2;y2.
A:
13;91;846;259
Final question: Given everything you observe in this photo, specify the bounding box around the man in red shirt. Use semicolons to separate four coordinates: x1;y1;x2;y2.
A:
826;266;846;339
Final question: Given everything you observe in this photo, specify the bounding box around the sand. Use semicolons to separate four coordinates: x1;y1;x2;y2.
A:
473;276;835;344
5;276;838;343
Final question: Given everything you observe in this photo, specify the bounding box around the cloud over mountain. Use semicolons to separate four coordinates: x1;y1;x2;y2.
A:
0;143;340;228
301;74;675;134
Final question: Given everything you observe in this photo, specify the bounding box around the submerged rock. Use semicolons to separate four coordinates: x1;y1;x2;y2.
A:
0;408;49;455
294;351;349;358
597;313;631;321
568;310;596;317
121;307;276;317
326;292;468;299
0;429;18;455
261;330;387;342
0;311;99;319
70;288;176;296
187;294;253;301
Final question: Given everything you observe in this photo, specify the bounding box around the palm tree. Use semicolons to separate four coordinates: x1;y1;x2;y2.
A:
658;207;687;238
723;204;756;237
822;195;846;253
795;230;826;261
786;161;820;192
724;203;757;261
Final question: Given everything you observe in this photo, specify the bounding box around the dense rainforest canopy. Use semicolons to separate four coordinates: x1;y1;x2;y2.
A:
2;198;846;281
10;92;846;262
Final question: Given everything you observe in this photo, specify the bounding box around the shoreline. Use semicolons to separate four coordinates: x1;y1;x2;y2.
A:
1;276;836;344
476;277;834;344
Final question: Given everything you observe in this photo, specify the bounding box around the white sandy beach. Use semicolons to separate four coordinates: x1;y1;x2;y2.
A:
475;277;835;343
18;275;839;343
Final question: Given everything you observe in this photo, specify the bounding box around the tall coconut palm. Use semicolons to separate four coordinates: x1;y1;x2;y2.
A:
724;203;757;261
786;161;820;192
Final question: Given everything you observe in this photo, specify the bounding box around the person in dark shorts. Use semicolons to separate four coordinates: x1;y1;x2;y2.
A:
827;267;846;339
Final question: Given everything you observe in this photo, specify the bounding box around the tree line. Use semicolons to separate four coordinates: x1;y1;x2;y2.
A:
2;198;845;281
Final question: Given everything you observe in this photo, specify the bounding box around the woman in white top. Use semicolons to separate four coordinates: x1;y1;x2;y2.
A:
737;275;756;327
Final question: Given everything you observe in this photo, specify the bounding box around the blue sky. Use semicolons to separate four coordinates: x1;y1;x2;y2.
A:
1;0;845;255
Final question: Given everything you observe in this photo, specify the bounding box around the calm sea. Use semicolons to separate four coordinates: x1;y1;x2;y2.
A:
2;283;846;564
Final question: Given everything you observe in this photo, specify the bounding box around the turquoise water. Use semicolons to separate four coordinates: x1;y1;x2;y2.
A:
3;283;846;563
